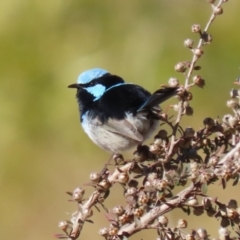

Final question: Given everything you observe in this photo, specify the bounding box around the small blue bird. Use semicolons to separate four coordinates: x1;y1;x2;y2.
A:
68;68;178;153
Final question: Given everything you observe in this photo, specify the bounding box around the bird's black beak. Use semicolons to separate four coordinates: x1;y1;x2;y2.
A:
68;83;82;89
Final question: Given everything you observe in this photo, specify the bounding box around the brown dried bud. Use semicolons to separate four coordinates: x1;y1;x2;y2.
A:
193;75;205;88
158;215;168;226
98;227;108;236
112;205;124;216
177;219;187;228
133;207;144;217
90;172;101;182
203;117;215;129
153;179;168;190
218;227;230;238
138;193;149;205
192;48;204;58
125;187;137;197
229;116;238;128
208;156;219;166
230;89;240;98
185;234;195;240
98;179;111;190
168;77;180;87
184;127;195;138
133;145;149;162
185;106;194;116
184;38;194;48
108;226;119;236
214;6;223;15
226;99;239;109
174;62;188;73
173;103;180;112
72;187;85;201
58;221;69;231
149;143;160;155
113;153;124;165
118;172;129;184
118;213;132;224
191;24;201;33
226;208;238;219
157;129;168;139
197;228;208;238
147;172;158;182
186;197;198;206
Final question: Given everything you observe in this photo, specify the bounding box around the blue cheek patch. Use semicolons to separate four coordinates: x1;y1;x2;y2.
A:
86;84;106;101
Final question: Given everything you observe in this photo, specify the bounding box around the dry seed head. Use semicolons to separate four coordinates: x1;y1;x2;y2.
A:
98;227;108;236
58;221;69;231
168;77;180;87
226;208;238;219
149;143;160;154
118;172;129;184
228;116;238;128
90;172;101;182
177;219;188;228
208;156;219;166
184;127;195;138
72;187;85;201
193;75;205;88
230;89;240;98
157;129;168;139
133;207;144;217
193;47;204;58
203;117;215;129
197;228;207;238
147;172;158;182
185;234;195;240
119;213;131;224
218;227;230;237
112;205;125;216
98;179;111;190
153;138;163;146
185;106;194;116
175;62;188;73
108;226;119;236
191;24;201;33
113;153;124;165
173;103;180;112
158;215;168;226
222;114;233;123
226;99;239;109
184;38;194;48
138;193;149;205
214;6;223;15
125;187;137;196
186;197;198;206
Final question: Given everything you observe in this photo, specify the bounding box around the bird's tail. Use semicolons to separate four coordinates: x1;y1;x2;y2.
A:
137;87;179;112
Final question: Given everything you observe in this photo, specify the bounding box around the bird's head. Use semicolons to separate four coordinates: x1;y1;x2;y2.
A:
68;68;125;101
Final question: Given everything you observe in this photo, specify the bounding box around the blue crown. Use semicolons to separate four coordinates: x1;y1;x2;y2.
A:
77;68;108;84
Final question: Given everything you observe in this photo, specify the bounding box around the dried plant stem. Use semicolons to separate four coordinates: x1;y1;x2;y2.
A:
185;0;224;88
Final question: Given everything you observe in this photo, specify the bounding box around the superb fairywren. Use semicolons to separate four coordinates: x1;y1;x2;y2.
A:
68;68;178;153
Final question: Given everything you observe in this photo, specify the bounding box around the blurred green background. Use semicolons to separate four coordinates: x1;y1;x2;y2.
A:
0;0;240;239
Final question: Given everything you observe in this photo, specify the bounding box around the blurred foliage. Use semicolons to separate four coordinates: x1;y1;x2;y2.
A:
0;0;239;239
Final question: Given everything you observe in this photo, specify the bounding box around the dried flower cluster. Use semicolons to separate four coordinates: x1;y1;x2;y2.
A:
56;0;240;239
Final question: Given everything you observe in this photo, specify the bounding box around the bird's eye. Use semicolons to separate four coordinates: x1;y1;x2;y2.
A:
89;82;95;86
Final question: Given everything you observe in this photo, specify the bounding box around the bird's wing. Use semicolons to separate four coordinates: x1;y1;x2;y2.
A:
137;87;179;112
93;117;144;142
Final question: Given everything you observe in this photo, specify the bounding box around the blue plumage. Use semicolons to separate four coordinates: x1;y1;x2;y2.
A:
68;68;178;153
